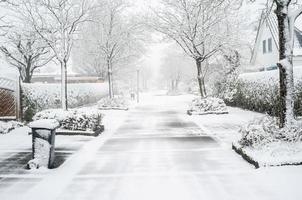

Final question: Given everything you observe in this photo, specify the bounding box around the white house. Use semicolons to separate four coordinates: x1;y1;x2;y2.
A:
250;11;302;71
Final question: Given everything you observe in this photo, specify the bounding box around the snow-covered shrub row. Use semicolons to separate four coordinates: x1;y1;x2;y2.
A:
238;116;302;148
33;108;103;131
22;83;108;121
0;121;23;134
219;68;302;116
188;97;228;115
97;96;129;110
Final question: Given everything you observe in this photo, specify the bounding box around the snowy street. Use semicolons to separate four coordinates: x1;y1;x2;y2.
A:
0;93;301;200
1;0;302;199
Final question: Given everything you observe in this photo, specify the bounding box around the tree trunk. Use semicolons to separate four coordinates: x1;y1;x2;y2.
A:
24;60;32;83
61;60;68;110
196;59;205;98
202;77;207;96
107;59;113;99
275;5;294;128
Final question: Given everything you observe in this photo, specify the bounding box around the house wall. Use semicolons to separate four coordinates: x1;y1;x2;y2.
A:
253;22;279;70
294;56;302;67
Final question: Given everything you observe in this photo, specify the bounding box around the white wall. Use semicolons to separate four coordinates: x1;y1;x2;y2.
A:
253;22;279;70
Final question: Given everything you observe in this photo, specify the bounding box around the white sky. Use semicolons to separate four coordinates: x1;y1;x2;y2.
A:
0;0;302;78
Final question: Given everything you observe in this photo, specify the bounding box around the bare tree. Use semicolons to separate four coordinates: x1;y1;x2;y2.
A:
0;1;54;82
0;31;53;83
24;0;91;110
150;0;237;98
160;45;195;93
91;0;145;98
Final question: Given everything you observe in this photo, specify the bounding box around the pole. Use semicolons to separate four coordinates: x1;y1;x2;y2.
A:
137;69;139;103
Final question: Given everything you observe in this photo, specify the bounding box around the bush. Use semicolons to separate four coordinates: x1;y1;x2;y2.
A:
97;96;129;110
22;83;108;121
218;68;302;116
33;108;103;132
188;97;228;115
238;116;302;148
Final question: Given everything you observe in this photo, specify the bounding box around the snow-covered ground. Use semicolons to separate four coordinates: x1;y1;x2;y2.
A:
0;92;302;200
187;106;264;147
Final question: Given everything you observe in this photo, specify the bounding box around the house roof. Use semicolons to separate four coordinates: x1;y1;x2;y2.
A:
251;10;302;63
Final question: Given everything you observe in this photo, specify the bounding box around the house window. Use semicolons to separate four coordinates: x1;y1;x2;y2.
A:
263;40;267;54
268;38;272;52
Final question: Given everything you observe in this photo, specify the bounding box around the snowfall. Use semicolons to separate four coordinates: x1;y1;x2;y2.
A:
0;91;301;200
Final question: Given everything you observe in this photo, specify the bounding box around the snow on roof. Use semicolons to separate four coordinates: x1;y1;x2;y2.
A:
29;119;60;130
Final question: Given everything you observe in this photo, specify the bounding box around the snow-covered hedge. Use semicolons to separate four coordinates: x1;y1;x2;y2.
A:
187;97;228;115
97;96;129;110
0;121;23;134
22;83;108;121
220;68;302;116
33;108;103;132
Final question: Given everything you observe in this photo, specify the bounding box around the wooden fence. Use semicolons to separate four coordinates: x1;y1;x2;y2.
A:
0;77;21;120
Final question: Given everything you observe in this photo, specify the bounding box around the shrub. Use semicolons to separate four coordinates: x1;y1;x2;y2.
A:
217;68;302;116
97;96;129;110
33;108;103;132
188;97;228;115
238;116;302;148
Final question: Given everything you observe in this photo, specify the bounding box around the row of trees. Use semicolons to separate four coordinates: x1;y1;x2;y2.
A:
0;0;146;110
149;0;243;97
149;0;248;97
152;0;302;128
72;0;146;98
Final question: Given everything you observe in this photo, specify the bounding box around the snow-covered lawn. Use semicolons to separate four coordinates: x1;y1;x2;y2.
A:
185;106;263;146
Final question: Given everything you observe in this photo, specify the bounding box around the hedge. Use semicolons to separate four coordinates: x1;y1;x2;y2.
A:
22;83;108;121
221;68;302;116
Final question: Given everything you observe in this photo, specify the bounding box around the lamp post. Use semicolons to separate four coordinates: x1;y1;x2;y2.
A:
137;69;140;103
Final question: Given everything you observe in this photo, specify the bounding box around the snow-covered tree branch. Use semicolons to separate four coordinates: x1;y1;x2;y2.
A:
149;0;241;98
22;0;92;110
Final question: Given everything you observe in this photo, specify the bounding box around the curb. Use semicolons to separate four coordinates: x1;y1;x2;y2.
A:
232;143;259;168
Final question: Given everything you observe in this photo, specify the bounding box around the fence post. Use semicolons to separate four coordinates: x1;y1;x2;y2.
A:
15;76;21;121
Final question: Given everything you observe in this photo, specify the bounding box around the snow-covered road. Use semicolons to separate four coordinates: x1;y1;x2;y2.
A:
1;92;302;200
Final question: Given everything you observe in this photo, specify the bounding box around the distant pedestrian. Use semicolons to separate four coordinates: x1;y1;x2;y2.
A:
130;92;135;100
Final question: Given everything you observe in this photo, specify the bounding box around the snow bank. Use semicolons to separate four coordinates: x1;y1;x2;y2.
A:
22;82;109;121
0;121;23;134
33;108;104;132
188;97;228;115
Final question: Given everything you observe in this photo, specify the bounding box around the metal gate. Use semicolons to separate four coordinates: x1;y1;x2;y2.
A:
0;77;21;120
